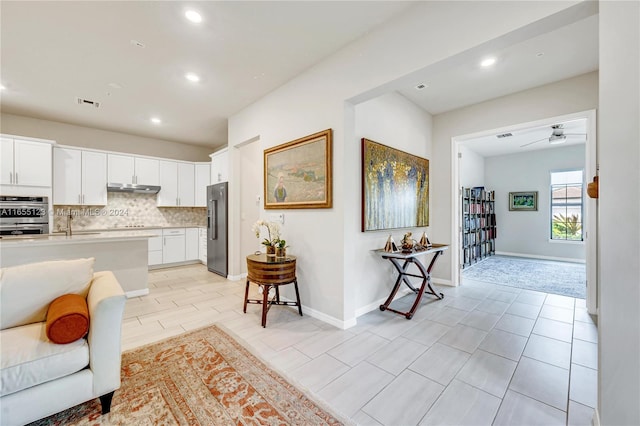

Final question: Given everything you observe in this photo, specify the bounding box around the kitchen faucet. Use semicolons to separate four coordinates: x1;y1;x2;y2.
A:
66;213;73;237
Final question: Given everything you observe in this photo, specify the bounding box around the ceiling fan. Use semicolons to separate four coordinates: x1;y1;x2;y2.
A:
519;124;586;147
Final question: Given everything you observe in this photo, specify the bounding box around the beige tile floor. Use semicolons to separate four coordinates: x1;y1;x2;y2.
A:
122;264;598;426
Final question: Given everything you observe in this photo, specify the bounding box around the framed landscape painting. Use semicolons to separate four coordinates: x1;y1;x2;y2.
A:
264;129;332;209
509;191;538;211
361;138;429;232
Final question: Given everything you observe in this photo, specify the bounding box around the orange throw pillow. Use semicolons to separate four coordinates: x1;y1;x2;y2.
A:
46;294;89;344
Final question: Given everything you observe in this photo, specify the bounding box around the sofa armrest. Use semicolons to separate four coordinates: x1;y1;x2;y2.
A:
86;271;126;396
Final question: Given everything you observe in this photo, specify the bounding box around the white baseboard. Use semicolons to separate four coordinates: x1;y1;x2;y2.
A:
592;407;600;426
432;277;453;286
227;272;247;281
299;304;357;330
495;251;585;264
126;288;149;298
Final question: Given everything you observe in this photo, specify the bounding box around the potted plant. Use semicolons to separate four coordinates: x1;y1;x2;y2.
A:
252;220;280;256
275;239;288;258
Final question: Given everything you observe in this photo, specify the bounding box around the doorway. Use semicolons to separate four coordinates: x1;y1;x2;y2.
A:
238;138;262;275
451;110;597;314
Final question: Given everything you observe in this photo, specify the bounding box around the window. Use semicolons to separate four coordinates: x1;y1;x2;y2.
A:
550;169;583;241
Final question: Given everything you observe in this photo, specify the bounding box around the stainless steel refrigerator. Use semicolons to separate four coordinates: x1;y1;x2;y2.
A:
207;183;228;277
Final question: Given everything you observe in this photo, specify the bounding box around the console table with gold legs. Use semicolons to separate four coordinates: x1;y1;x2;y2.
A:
244;253;302;328
376;244;449;319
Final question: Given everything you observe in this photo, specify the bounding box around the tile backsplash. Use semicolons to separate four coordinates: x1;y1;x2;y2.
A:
53;192;206;230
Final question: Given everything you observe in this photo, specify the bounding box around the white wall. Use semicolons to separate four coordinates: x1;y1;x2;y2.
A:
228;1;581;325
351;92;432;313
598;2;640;424
432;71;598;280
485;145;585;261
459;146;485;188
1;113;213;162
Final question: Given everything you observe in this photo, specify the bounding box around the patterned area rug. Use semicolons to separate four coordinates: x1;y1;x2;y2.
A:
30;325;346;425
462;255;586;298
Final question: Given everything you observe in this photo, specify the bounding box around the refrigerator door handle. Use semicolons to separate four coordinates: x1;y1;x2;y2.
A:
210;200;218;240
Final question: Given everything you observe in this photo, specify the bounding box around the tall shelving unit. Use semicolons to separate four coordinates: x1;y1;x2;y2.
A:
461;187;496;268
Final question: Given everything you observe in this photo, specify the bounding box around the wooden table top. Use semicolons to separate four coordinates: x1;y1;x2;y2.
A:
246;253;296;264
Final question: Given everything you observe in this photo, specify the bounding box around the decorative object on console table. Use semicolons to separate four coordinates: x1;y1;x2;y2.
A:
383;235;398;252
263;129;332;209
418;232;431;247
361;138;429;232
400;232;415;253
461;187;496;269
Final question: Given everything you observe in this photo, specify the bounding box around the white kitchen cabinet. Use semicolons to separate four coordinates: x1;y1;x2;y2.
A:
178;163;195;206
147;229;164;266
162;228;186;264
199;228;207;264
186;228;199;260
194;163;210;207
53;147;107;205
157;161;178;206
1;137;52;187
209;148;228;184
157;161;195;207
107;154;159;185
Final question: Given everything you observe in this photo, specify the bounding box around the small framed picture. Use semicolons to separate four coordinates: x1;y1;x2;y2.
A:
509;191;538;211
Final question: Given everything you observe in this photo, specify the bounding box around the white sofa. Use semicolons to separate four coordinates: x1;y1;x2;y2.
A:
0;258;126;425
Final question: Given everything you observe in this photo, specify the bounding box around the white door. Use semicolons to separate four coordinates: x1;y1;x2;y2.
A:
108;154;135;184
53;147;82;204
194;163;210;207
177;163;195;206
157;160;178;206
82;151;107;205
13;139;51;186
134;157;159;185
0;138;14;185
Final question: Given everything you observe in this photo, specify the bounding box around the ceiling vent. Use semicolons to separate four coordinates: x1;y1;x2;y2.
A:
76;97;100;108
496;132;513;138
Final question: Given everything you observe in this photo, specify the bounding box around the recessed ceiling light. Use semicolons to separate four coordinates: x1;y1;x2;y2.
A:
480;57;496;68
185;72;200;83
185;10;202;23
150;117;162;124
0;84;5;91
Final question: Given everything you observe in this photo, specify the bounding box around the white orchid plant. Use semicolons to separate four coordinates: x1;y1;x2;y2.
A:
252;220;281;247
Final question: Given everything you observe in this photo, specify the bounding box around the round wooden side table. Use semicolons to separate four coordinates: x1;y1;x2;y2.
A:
243;253;302;328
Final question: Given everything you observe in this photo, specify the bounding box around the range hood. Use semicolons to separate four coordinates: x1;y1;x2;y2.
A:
106;183;161;194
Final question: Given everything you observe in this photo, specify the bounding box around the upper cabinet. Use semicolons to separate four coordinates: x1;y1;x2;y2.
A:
1;137;53;187
194;163;210;207
210;148;228;184
53;147;107;205
107;154;159;185
157;161;195;206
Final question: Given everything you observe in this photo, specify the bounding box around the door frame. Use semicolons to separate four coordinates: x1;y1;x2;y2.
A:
450;109;597;314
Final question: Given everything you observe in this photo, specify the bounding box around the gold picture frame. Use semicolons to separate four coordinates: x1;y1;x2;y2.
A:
264;129;332;209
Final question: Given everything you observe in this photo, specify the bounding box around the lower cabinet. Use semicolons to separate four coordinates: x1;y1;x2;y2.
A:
199;228;207;264
163;229;186;264
147;228;203;267
186;228;199;261
148;229;164;266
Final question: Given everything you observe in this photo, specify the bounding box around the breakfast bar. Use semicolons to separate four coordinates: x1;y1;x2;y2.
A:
0;231;153;296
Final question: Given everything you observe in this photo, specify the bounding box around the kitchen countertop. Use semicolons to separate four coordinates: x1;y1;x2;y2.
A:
0;230;158;246
64;225;206;232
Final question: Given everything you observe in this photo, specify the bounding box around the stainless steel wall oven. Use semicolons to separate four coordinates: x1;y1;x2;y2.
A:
0;196;49;235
